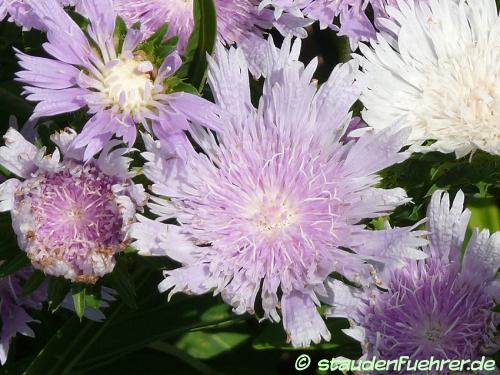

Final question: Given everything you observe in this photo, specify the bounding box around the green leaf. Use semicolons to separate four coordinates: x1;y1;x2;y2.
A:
136;23;178;66
253;318;355;351
85;292;102;310
147;23;170;47
24;308;123;375
72;284;87;320
108;258;137;309
466;197;500;233
47;276;71;312
67;9;89;29
21;269;46;296
149;342;219;375
176;331;249;360
23;268;151;375
114;16;128;52
76;296;245;371
200;304;232;322
177;0;217;91
0;252;30;277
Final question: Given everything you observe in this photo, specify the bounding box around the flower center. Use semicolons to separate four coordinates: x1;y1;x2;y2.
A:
421;321;443;345
251;197;296;235
102;57;155;113
415;45;500;150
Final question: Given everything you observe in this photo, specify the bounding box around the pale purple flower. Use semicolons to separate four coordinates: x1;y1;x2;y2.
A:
326;190;500;370
260;0;427;49
113;0;311;75
0;127;147;283
131;37;426;347
0;267;45;365
16;0;222;160
0;0;75;30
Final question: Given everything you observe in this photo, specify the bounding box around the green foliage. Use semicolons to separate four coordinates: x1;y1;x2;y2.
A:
380;151;500;225
176;331;250;360
467;197;500;233
72;284;87;320
21;270;46;297
0;252;30;278
113;16;128;52
47;276;71;313
137;23;179;67
177;0;217;91
106;255;138;309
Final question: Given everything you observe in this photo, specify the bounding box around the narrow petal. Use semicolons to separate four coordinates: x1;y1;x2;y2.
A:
281;291;331;347
426;190;471;262
0;128;37;178
0;179;21;212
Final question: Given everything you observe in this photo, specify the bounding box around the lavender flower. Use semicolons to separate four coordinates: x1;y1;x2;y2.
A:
113;0;194;54
16;0;222;160
260;0;427;49
0;0;75;30
0;127;147;283
131;37;426;347
113;0;310;74
326;190;500;370
0;267;45;365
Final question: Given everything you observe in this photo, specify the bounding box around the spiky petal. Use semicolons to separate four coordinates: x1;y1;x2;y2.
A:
326;190;500;367
358;0;500;157
16;0;222;159
113;0;311;75
131;37;425;347
0;268;45;365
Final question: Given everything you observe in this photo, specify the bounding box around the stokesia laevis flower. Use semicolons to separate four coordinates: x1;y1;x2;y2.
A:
0;0;75;31
0;127;147;283
0;267;45;365
326;190;500;373
259;0;428;49
113;0;311;75
131;37;427;347
358;0;500;158
16;0;222;160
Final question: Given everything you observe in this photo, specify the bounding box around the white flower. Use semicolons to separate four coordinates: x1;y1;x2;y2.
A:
358;0;500;158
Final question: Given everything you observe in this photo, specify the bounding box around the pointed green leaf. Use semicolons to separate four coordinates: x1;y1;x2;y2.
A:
176;331;250;360
21;269;46;296
0;252;30;277
108;260;137;309
72;284;87;320
47;276;71;312
177;0;217;91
